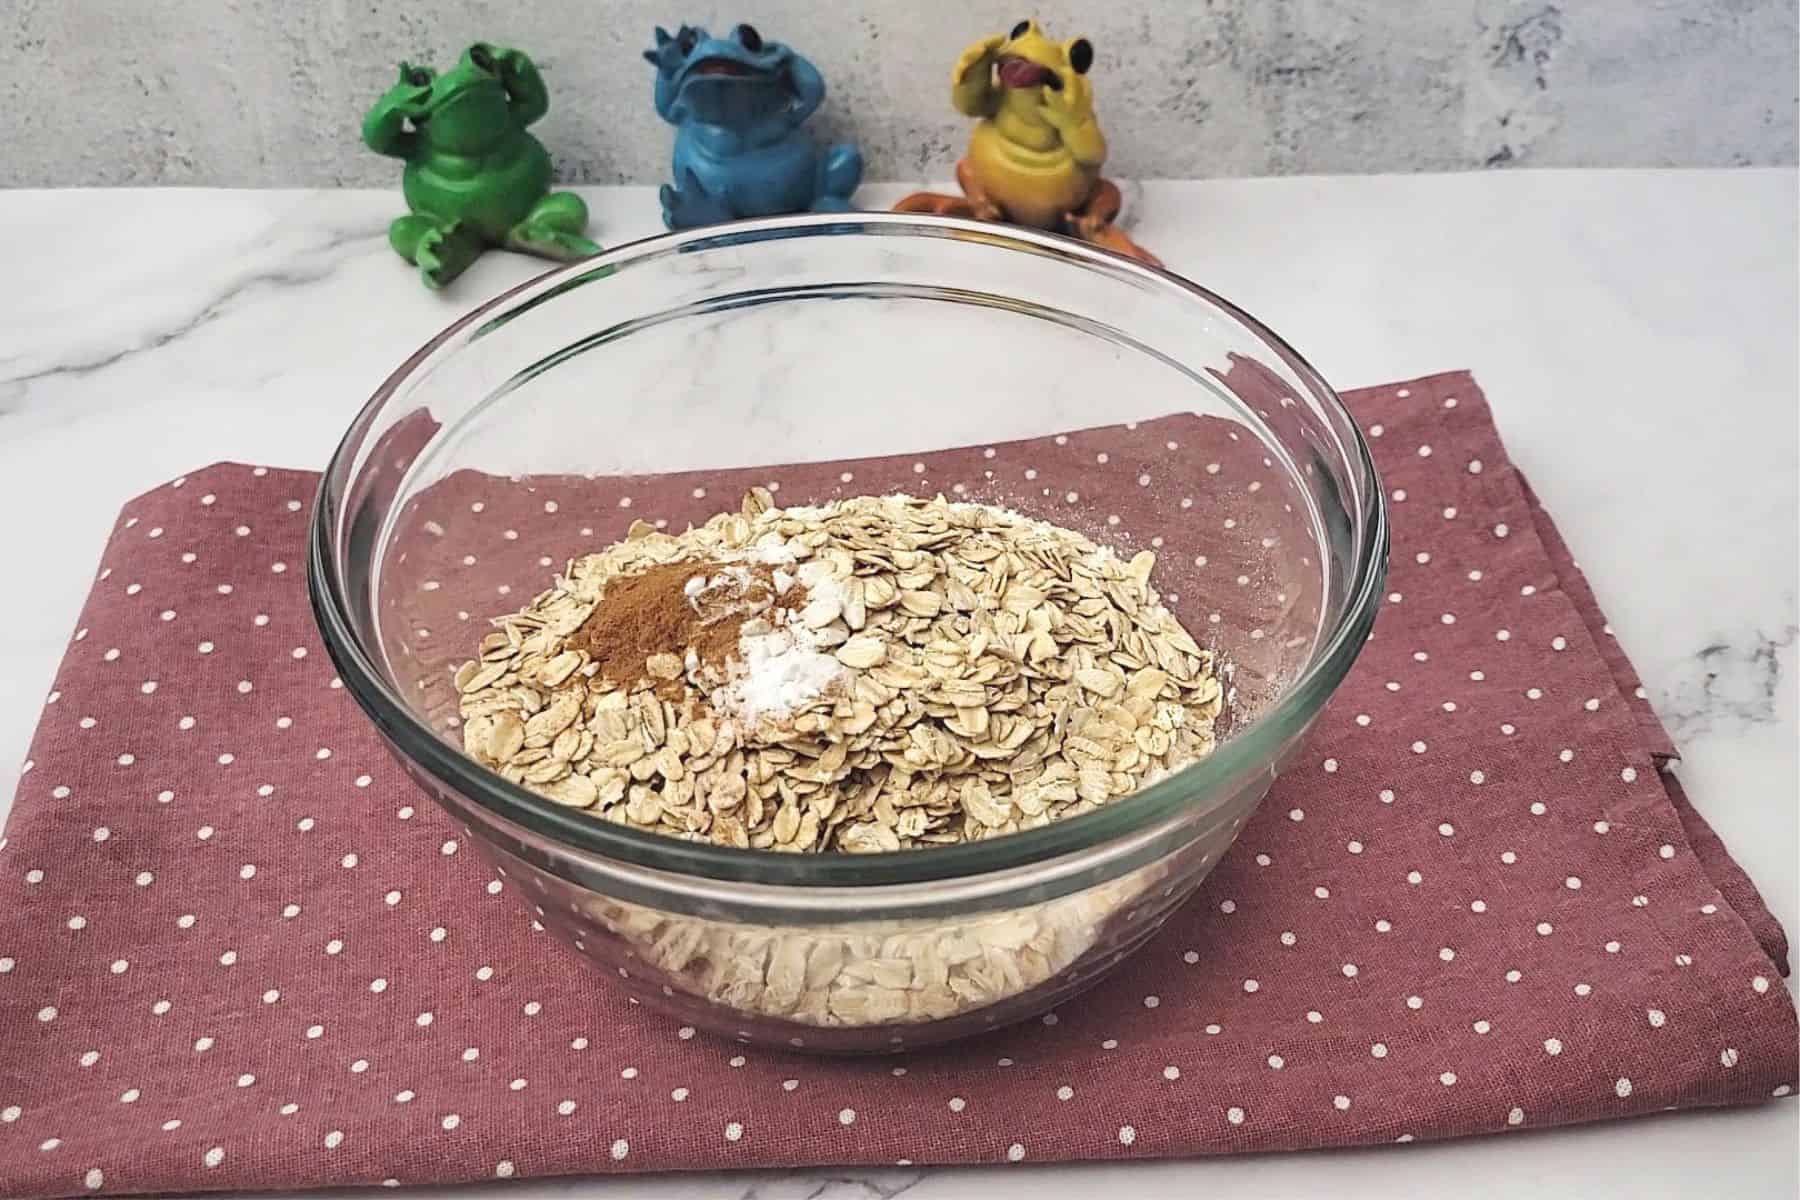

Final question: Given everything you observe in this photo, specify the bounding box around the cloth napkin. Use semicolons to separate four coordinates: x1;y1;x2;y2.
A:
1;372;1792;1199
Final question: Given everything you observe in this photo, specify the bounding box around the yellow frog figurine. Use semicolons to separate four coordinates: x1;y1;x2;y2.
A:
897;20;1159;266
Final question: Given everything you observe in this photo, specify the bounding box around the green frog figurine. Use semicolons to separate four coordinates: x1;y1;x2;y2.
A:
362;43;599;289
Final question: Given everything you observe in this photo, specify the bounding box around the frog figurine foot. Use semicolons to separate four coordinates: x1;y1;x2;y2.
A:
811;143;864;213
387;216;485;289
645;23;863;229
894;20;1160;268
1063;178;1159;265
505;190;597;260
362;43;600;289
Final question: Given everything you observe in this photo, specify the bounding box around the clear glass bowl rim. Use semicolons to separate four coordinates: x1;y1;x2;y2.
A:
308;212;1389;888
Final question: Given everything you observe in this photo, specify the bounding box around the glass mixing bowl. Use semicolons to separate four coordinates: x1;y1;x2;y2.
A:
309;212;1386;1052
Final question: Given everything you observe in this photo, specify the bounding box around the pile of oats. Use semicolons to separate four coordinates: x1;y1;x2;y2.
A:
456;491;1225;853
574;861;1161;1031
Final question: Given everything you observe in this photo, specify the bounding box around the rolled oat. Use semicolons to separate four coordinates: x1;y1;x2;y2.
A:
455;492;1224;852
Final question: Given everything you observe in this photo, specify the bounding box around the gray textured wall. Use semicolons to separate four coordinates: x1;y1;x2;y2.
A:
3;0;1795;187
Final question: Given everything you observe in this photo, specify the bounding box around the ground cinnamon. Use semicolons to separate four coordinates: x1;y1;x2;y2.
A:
574;558;799;695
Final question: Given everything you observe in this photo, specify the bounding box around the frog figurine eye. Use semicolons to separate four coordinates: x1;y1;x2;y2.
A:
403;64;432;88
468;44;496;74
1069;38;1093;74
676;26;700;56
735;23;763;52
1009;19;1031;38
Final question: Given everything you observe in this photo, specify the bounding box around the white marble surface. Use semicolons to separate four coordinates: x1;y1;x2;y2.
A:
1;170;1795;1197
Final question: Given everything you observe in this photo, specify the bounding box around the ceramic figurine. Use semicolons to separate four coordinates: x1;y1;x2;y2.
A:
362;43;600;289
895;20;1159;266
644;23;863;229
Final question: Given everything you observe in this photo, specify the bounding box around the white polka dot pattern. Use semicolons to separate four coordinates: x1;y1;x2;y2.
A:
0;372;1791;1195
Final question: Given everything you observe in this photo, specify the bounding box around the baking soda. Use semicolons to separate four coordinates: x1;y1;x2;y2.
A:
716;622;847;723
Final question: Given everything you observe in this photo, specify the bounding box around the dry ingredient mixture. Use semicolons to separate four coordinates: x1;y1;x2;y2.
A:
455;490;1224;853
452;490;1226;1029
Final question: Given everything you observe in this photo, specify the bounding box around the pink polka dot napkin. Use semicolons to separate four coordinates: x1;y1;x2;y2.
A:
1;371;1792;1198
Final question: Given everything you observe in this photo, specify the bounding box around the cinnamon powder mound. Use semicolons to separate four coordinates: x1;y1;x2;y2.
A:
574;559;798;693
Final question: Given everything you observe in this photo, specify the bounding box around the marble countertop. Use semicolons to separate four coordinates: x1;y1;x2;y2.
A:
2;170;1795;1198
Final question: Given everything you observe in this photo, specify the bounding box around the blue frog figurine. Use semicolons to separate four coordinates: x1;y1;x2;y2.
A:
644;23;863;228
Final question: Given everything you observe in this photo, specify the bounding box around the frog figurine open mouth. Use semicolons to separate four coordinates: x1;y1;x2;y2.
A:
896;19;1160;267
691;57;760;78
995;56;1056;89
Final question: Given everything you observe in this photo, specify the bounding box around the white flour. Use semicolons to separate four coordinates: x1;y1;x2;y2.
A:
708;498;1117;727
716;623;846;723
682;564;757;616
737;536;797;566
711;562;849;724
